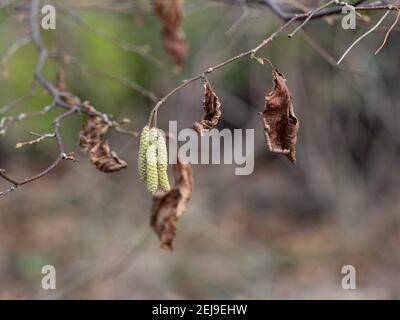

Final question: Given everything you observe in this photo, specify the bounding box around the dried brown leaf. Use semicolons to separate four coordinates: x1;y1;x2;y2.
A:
153;0;188;66
192;80;222;135
78;103;105;153
259;69;299;163
79;102;127;173
88;140;127;173
151;159;193;251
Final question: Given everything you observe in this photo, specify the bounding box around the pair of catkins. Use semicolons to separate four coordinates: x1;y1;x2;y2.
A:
138;126;171;194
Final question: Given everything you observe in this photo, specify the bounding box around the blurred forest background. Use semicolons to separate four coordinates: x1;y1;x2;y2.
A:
0;0;399;299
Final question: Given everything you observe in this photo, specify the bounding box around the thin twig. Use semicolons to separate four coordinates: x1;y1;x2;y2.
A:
59;7;172;72
0;103;56;136
246;0;366;21
0;0;139;197
225;0;252;37
148;0;363;123
301;30;344;65
375;8;400;55
0;34;32;65
0;107;78;197
15;131;56;149
149;0;396;123
300;30;364;74
150;14;299;122
52;53;159;103
0;92;35;114
337;8;392;64
1;0;397;198
288;0;336;38
0;0;80;196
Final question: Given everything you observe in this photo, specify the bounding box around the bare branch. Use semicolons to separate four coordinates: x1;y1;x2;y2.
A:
0;103;56;136
225;0;252;37
0;107;78;197
222;0;366;21
0;92;34;114
288;0;336;38
51;53;159;103
0;34;32;65
0;0;128;197
375;7;400;54
149;1;342;120
337;8;393;64
1;0;397;199
300;30;364;73
148;0;397;124
15;131;56;149
58;7;172;72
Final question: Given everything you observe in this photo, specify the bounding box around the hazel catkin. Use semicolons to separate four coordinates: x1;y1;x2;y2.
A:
146;128;159;194
157;132;171;192
138;126;150;181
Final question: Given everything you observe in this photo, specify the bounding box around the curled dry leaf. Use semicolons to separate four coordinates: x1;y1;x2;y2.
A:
78;103;105;153
259;69;299;163
192;79;222;135
88;140;128;173
151;159;193;251
153;0;188;66
79;102;127;173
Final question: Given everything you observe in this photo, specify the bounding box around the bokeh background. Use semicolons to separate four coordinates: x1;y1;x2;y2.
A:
0;0;399;299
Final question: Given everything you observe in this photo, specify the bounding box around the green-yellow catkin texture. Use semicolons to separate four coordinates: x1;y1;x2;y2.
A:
148;127;159;144
138;126;150;181
157;132;171;192
146;128;159;194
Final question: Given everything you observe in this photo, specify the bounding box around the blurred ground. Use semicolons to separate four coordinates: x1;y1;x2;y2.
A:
0;0;399;299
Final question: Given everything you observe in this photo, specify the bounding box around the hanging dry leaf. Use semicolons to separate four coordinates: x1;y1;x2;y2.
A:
88;140;127;173
259;69;299;163
153;0;188;66
192;79;222;135
79;102;127;173
151;159;193;251
78;103;105;153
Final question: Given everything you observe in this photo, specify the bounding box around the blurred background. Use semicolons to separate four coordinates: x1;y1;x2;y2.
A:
0;0;399;299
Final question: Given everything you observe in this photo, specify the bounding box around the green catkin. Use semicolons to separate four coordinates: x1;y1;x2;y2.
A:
138;126;150;181
157;132;171;192
146;128;159;194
